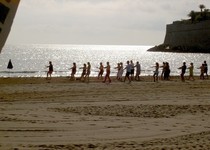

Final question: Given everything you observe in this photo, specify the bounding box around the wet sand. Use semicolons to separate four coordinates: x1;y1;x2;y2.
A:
0;76;210;149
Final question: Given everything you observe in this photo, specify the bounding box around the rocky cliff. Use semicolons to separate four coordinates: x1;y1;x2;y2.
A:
148;20;210;53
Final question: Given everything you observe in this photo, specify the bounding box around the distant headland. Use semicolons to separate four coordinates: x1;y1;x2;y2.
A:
148;4;210;53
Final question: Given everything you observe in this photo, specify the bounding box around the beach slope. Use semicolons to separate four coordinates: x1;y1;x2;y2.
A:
0;77;210;149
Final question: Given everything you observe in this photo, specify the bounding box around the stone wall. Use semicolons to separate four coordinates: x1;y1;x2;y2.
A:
163;20;210;51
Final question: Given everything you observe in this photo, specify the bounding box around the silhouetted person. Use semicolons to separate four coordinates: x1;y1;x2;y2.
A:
188;62;195;80
103;62;111;83
85;62;91;82
160;62;166;80
118;62;124;81
203;61;208;79
80;63;86;81
134;61;141;81
198;64;205;80
98;62;104;79
153;62;159;82
114;63;121;80
46;61;53;79
70;62;76;80
178;62;186;82
124;61;131;83
130;60;134;81
164;62;170;80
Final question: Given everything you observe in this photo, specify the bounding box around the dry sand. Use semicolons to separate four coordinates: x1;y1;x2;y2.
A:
0;76;210;150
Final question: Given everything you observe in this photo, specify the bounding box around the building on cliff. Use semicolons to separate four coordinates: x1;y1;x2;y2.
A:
148;11;210;53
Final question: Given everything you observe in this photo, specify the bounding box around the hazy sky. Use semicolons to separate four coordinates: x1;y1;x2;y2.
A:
6;0;210;46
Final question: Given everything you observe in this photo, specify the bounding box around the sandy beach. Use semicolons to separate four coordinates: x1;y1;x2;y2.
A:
0;76;210;150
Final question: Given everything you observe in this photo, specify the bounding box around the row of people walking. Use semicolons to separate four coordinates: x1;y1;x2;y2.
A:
178;61;208;82
69;61;141;83
153;60;208;82
46;60;208;82
57;60;140;83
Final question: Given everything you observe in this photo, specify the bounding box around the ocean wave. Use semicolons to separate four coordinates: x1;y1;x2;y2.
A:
0;71;39;74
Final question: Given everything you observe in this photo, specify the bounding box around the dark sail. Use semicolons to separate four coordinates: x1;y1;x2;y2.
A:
7;59;13;69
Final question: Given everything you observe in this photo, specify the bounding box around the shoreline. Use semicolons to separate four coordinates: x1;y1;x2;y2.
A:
147;45;210;53
0;75;207;84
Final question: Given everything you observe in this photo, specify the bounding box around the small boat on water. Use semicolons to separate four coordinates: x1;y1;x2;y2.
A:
0;0;20;53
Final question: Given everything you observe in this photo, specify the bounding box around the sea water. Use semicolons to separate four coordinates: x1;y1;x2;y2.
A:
0;44;209;77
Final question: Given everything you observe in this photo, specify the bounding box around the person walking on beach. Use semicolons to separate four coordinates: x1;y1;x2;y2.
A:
160;62;166;80
103;62;111;83
80;63;87;81
114;63;121;80
134;61;141;81
153;62;159;82
178;62;186;82
130;60;135;81
98;62;104;79
203;61;208;79
70;62;77;80
85;62;91;82
164;62;170;80
46;61;53;79
198;63;205;80
188;62;195;80
124;61;132;83
118;62;124;81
